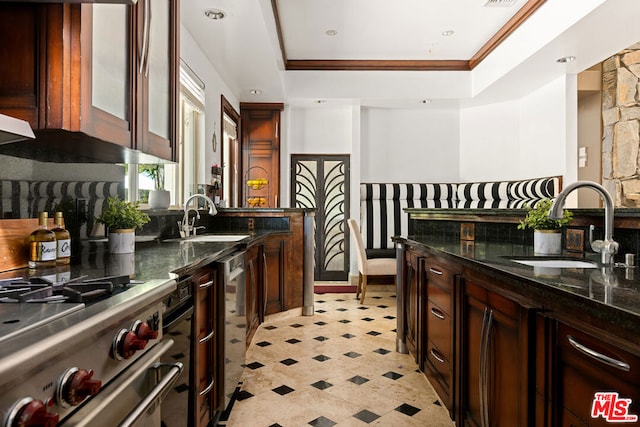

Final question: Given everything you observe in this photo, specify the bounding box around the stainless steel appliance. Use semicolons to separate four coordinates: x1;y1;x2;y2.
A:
159;276;193;427
0;274;180;426
218;251;246;411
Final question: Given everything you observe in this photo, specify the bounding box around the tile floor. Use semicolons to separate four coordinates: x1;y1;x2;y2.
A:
223;290;454;426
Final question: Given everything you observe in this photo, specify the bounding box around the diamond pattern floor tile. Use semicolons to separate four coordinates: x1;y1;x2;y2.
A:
225;290;454;426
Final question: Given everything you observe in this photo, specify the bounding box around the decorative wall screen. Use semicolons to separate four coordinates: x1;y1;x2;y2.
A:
291;155;350;281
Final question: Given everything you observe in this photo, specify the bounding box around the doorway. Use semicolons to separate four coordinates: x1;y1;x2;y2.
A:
291;155;350;281
221;96;241;207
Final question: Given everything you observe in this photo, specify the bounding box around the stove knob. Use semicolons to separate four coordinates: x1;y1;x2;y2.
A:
112;329;147;360
132;320;158;341
4;397;59;427
56;368;102;407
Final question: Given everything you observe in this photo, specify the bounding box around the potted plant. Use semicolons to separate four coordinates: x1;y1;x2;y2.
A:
518;198;573;254
140;164;170;209
96;196;150;254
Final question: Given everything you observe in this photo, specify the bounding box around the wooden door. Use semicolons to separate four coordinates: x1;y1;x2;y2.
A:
291;154;350;281
460;274;529;427
244;244;262;345
404;249;421;361
263;235;286;316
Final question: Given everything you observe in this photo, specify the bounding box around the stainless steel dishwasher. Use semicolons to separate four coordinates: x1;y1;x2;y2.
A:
218;250;247;411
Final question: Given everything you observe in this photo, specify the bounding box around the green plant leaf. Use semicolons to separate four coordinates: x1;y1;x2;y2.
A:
96;196;151;230
517;198;573;231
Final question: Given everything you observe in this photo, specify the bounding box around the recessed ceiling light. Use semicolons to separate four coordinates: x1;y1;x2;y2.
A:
249;89;262;95
315;100;327;104
441;30;455;37
203;8;225;20
325;29;338;36
556;56;576;63
419;99;432;104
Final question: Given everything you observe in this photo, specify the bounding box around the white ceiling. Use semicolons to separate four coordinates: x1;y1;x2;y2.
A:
180;0;640;108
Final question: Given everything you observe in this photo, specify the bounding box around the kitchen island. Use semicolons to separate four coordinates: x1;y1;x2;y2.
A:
395;209;640;427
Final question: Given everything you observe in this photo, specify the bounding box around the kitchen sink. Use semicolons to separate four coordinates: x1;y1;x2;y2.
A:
509;258;598;269
188;234;250;242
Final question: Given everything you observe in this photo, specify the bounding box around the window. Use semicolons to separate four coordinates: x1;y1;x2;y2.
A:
124;61;205;207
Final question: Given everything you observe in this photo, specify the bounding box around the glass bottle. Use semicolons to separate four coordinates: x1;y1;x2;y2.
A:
52;211;71;265
28;212;57;268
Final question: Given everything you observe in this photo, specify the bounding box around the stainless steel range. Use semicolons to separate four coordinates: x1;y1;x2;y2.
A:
0;274;179;426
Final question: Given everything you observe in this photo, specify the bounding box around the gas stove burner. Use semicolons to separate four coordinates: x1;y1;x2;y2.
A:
0;275;132;304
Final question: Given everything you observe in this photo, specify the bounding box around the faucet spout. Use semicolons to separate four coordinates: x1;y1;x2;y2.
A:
549;181;618;264
181;194;217;237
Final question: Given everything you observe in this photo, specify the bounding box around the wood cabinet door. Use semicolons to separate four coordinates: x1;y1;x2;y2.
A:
460;275;529;427
80;3;133;149
0;3;39;125
404;249;421;362
245;244;262;345
135;0;178;161
263;236;286;316
191;268;218;427
553;322;640;427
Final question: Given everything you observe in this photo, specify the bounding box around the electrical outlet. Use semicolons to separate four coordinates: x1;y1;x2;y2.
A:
565;228;585;252
460;223;475;241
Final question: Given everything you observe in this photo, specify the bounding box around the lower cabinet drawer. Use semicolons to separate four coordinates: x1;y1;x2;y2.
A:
424;338;451;407
427;299;451;358
556;322;640;426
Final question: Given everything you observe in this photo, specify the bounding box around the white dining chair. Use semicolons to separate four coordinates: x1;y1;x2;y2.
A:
347;218;396;304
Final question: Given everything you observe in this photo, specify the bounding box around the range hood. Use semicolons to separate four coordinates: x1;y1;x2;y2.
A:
0;114;35;144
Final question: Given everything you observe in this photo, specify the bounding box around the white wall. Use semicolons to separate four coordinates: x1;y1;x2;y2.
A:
460;76;571;182
361;107;461;183
180;24;240;185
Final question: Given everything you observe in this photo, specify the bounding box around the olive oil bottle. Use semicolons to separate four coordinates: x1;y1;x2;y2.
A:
52;211;71;264
28;212;57;268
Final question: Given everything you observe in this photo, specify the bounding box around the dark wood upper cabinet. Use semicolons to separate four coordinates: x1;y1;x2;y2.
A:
240;103;283;208
0;1;178;163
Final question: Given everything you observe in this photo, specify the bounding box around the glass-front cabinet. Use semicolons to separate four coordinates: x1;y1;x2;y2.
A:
83;3;133;149
0;1;178;162
136;0;177;160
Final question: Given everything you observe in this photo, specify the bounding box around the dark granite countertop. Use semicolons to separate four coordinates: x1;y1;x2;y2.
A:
396;235;640;347
0;231;280;284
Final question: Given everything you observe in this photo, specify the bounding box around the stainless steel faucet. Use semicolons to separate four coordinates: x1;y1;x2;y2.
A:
549;181;619;265
181;194;217;237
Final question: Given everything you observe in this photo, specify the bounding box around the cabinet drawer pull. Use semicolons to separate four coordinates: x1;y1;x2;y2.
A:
430;348;446;364
200;280;214;289
199;378;215;396
429;267;443;276
199;330;214;344
430;307;445;320
567;335;630;372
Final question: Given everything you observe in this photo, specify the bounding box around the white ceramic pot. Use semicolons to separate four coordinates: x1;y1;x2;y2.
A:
148;189;171;209
534;229;562;255
108;229;135;254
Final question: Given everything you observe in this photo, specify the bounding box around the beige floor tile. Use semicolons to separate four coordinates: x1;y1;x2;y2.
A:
223;291;452;427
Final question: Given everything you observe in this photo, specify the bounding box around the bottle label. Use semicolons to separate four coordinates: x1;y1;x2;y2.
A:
57;238;71;258
32;241;57;262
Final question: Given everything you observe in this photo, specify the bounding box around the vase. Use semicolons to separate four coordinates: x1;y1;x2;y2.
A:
108;228;135;254
534;229;562;255
149;189;171;209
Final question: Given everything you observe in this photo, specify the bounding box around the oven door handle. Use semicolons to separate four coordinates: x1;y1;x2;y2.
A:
119;361;184;427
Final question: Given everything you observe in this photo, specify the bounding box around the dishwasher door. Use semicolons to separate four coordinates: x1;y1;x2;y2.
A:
219;250;246;410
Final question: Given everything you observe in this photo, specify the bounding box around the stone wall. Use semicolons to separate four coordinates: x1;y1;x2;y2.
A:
602;42;640;207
